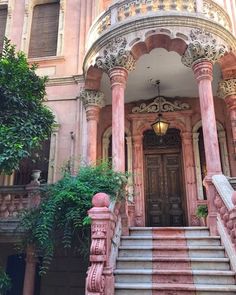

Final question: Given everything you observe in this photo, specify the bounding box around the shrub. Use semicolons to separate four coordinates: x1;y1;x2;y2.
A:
19;162;128;275
0;268;11;294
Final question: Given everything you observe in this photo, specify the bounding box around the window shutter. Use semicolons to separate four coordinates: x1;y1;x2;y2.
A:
0;7;7;52
28;2;60;58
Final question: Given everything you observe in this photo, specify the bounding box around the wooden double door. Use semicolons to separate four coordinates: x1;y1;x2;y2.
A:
145;151;185;227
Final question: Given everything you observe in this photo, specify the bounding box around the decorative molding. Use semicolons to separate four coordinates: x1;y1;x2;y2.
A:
46;75;84;86
79;89;105;109
182;29;227;67
132;96;190;113
218;79;236;100
203;0;232;32
96;37;135;72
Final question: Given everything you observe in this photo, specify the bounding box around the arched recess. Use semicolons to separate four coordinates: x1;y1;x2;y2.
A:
192;120;230;200
129;110;198;226
84;32;188;89
130;33;188;61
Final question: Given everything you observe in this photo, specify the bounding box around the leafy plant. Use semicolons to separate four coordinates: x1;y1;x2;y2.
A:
0;38;54;174
0;267;11;294
196;205;208;218
19;161;128;275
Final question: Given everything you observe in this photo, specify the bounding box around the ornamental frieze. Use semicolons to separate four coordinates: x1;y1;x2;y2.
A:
218;79;236;100
95;37;136;73
80;89;105;109
132;96;190;113
182;29;227;67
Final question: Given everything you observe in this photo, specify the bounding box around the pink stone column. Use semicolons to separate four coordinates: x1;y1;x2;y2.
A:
193;61;222;235
80;90;104;165
108;67;128;172
225;95;236;157
86;106;100;164
181;132;199;226
22;245;37;295
132;135;145;227
193;61;222;176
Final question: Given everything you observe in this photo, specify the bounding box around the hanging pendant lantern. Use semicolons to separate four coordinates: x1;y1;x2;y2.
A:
150;80;169;136
151;113;170;136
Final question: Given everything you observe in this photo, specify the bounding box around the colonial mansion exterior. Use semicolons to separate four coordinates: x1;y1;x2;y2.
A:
1;0;236;294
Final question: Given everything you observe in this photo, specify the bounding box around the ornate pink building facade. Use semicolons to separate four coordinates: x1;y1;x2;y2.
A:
1;0;236;294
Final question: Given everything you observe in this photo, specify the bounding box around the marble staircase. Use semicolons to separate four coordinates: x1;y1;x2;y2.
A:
115;227;236;295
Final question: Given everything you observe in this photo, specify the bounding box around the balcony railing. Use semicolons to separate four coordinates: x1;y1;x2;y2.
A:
87;0;232;50
0;184;43;219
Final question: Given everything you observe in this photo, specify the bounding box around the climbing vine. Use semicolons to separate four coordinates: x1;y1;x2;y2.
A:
19;162;128;275
0;267;11;294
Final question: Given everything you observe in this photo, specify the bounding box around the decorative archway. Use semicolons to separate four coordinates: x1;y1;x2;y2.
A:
128;108;198;227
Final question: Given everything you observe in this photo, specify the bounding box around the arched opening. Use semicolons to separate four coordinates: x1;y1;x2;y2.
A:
143;128;186;227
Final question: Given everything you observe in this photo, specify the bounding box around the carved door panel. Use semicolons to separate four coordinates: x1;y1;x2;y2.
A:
145;153;184;227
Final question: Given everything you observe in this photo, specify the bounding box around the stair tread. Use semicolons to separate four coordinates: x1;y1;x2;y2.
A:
122;236;220;239
130;227;209;230
117;257;230;262
115;283;236;290
114;269;235;275
119;245;225;249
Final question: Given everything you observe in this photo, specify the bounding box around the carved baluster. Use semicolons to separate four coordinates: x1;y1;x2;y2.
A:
0;195;8;217
8;194;15;217
86;193;115;295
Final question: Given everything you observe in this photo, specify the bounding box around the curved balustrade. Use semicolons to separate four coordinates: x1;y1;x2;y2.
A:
87;0;232;50
0;184;43;219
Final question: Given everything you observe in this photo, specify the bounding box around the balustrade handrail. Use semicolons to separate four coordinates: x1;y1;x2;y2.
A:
0;184;44;219
212;174;234;210
86;193;128;295
212;174;236;253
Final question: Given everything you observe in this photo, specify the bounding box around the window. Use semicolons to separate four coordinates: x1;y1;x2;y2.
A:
28;2;60;58
0;6;7;52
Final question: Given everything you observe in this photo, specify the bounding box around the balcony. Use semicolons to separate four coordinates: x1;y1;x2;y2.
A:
85;0;233;67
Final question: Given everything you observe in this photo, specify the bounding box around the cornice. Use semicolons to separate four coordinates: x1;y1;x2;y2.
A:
46;75;84;86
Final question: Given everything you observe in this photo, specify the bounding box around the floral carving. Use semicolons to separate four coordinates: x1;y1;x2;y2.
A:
203;0;231;32
182;29;227;67
96;37;135;72
218;79;236;100
80;89;105;109
132;96;190;113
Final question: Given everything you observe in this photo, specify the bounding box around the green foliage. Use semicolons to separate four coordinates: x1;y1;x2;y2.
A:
196;205;208;218
0;267;11;294
0;38;55;174
19;162;128;275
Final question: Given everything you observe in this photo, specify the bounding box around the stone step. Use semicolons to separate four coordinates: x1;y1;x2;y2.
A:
118;245;225;258
114;269;235;285
116;257;230;270
129;227;210;237
120;236;221;246
115;283;236;295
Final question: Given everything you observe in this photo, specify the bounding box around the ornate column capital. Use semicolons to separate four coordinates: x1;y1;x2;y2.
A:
80;89;105;110
218;79;236;102
95;37;136;73
182;29;226;68
109;67;128;89
192;60;213;83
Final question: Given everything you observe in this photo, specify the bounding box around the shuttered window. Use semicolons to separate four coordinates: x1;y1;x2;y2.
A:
28;2;60;58
0;7;7;52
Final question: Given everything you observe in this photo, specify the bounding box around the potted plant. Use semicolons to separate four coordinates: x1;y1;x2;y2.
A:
0;267;11;295
196;205;208;226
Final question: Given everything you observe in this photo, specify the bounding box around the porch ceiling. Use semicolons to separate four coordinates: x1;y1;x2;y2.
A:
100;48;222;104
